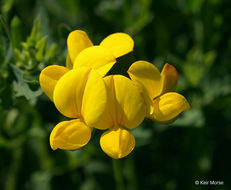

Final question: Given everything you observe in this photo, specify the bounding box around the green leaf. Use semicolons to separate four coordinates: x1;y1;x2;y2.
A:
2;0;14;14
184;63;204;86
0;15;13;45
183;47;204;86
27;17;41;47
26;171;51;190
11;64;42;100
45;44;57;58
204;50;217;68
172;108;205;128
11;16;23;49
36;37;47;61
188;0;204;13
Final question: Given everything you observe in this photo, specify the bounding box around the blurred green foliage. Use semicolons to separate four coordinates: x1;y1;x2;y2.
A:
0;0;231;190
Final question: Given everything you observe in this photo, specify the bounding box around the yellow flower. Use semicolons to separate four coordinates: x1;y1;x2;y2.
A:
128;61;190;123
48;67;107;150
40;30;134;101
39;30;189;159
66;30;134;69
40;66;146;158
96;75;146;159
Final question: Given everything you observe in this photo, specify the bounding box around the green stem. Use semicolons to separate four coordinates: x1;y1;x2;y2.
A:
5;147;23;190
112;159;125;190
125;154;138;190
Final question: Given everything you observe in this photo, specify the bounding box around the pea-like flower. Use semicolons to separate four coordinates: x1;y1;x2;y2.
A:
128;61;190;123
47;67;107;150
39;30;190;160
39;30;134;101
96;75;146;159
40;66;146;158
66;30;134;72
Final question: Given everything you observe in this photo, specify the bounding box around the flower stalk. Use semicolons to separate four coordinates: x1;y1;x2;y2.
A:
112;159;125;190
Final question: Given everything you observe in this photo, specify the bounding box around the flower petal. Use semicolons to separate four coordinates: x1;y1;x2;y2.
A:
39;65;69;101
67;30;93;63
73;46;116;76
65;53;73;69
160;63;178;94
128;61;162;100
81;69;108;129
134;82;154;118
93;76;116;130
103;75;145;129
100;126;135;159
50;119;91;150
53;67;91;118
152;92;190;123
100;33;134;58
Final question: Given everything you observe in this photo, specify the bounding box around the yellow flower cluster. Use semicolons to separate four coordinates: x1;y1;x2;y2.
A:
39;30;190;159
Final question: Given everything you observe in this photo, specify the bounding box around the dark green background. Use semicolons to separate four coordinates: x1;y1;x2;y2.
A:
1;0;231;190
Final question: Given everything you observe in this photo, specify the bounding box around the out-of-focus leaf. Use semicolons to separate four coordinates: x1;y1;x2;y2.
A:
85;160;109;174
36;37;47;61
0;15;14;61
204;50;217;68
183;47;217;87
11;16;23;49
188;0;204;13
80;178;100;190
5;109;19;128
172;108;205;128
124;0;153;34
184;63;204;86
203;77;231;105
1;0;14;14
183;47;204;86
13;16;57;73
28;17;41;46
35;2;51;39
26;171;51;190
45;44;57;59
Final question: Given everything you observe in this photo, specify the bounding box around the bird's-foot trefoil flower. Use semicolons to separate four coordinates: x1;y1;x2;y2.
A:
66;30;134;71
128;61;190;123
39;66;146;158
44;67;107;150
95;75;146;159
40;30;134;101
39;29;190;160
